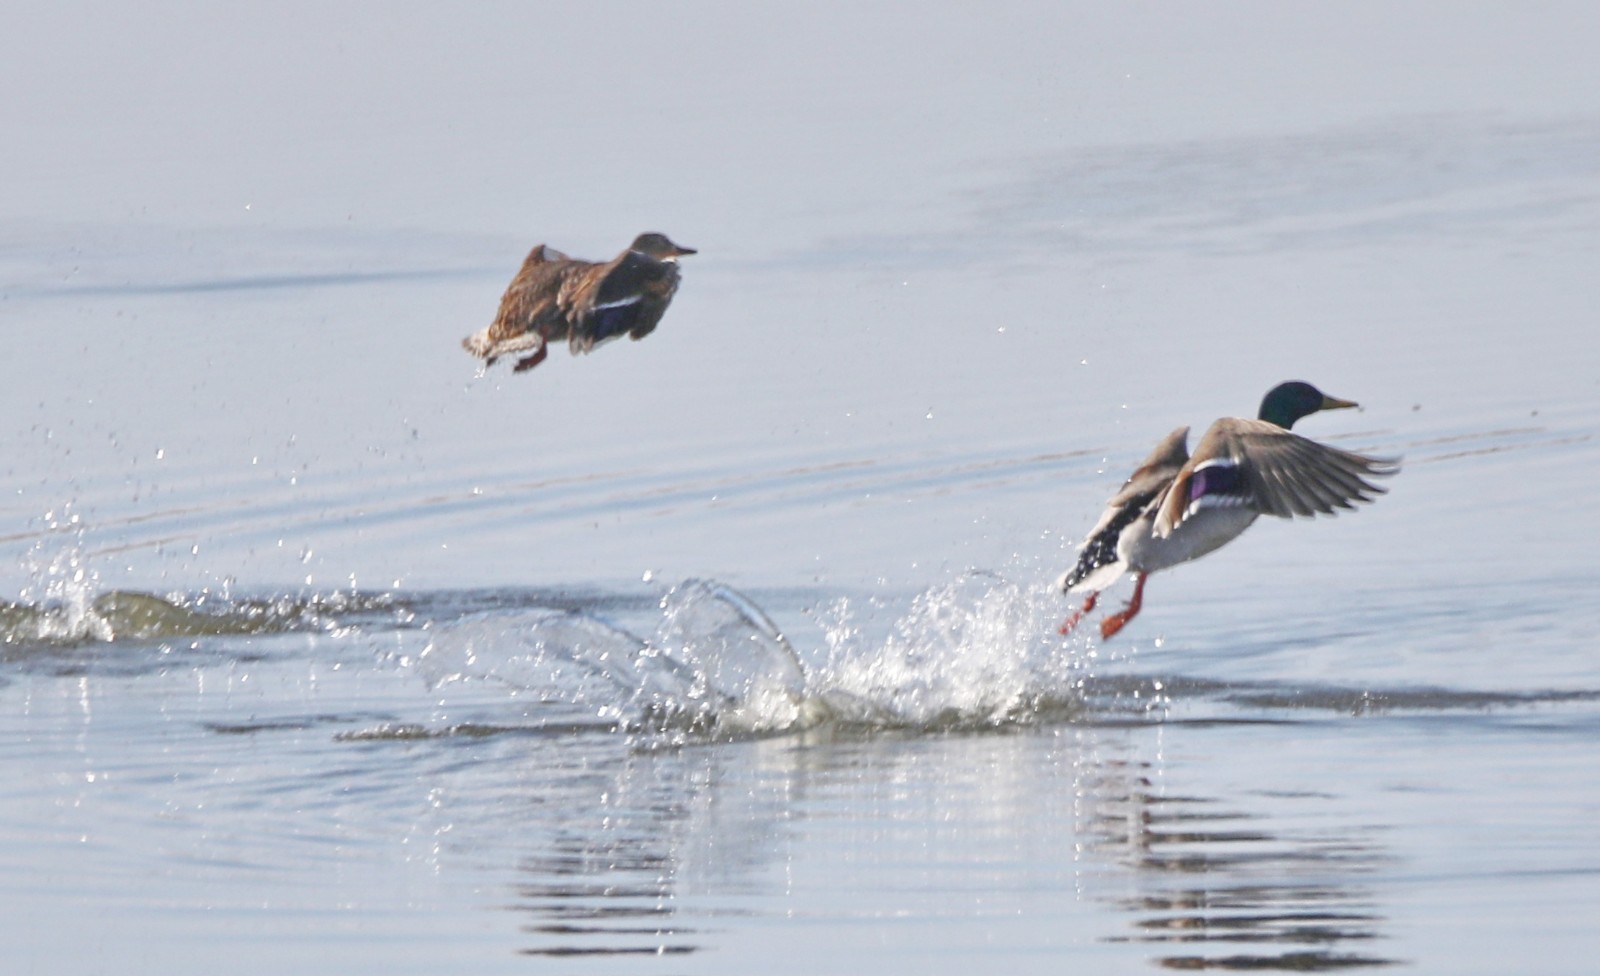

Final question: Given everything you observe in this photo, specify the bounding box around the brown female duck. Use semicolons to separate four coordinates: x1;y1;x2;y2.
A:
463;232;695;373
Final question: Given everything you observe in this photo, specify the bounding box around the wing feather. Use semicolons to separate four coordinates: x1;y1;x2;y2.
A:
487;249;596;346
1157;417;1398;534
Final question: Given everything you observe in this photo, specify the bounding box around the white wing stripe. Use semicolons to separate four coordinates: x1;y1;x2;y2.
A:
591;294;644;312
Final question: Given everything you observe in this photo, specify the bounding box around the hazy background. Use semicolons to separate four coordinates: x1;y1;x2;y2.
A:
4;1;1596;595
3;4;1599;973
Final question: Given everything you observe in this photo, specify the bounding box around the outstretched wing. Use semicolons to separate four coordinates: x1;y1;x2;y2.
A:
1155;418;1397;537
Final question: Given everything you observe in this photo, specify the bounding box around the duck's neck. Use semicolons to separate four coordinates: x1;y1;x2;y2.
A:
1257;393;1319;430
1258;403;1300;430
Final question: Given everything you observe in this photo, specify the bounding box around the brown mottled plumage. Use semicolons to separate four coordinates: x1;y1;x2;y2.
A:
462;232;695;373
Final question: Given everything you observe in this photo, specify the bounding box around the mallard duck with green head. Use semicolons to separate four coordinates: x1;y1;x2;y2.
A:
463;232;696;374
1057;381;1399;639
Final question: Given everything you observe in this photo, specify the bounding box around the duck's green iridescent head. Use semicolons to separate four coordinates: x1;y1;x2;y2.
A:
1258;381;1359;429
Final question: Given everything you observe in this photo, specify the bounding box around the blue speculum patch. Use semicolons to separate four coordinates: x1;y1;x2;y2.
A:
1188;461;1244;501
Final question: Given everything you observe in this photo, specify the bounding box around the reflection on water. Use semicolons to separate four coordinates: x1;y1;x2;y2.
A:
1079;756;1397;970
3;578;1597;970
482;735;794;959
501;742;801;959
514;840;697;958
474;718;1402;968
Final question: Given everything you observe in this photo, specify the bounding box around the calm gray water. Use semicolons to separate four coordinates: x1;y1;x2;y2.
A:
4;3;1600;973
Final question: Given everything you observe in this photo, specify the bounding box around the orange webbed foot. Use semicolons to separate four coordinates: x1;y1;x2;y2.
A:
1097;573;1148;640
1099;610;1135;639
1058;592;1099;636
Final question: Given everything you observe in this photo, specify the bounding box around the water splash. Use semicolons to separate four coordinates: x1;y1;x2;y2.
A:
0;589;394;648
409;573;1089;740
413;607;652;724
814;571;1089;727
10;501;108;642
653;579;815;732
6;500;271;645
414;580;819;737
5;505;397;648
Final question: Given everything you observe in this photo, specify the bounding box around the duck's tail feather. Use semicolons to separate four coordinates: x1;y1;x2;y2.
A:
462;326;495;359
1058;555;1125;596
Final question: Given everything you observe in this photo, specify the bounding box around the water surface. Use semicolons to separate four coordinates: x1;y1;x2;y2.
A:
3;3;1600;973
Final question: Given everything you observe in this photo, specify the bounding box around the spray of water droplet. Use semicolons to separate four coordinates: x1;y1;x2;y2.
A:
406;573;1095;741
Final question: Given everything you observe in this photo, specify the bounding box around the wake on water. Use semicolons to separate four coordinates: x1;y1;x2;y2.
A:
2;555;1098;738
10;562;1590;737
412;575;1093;739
